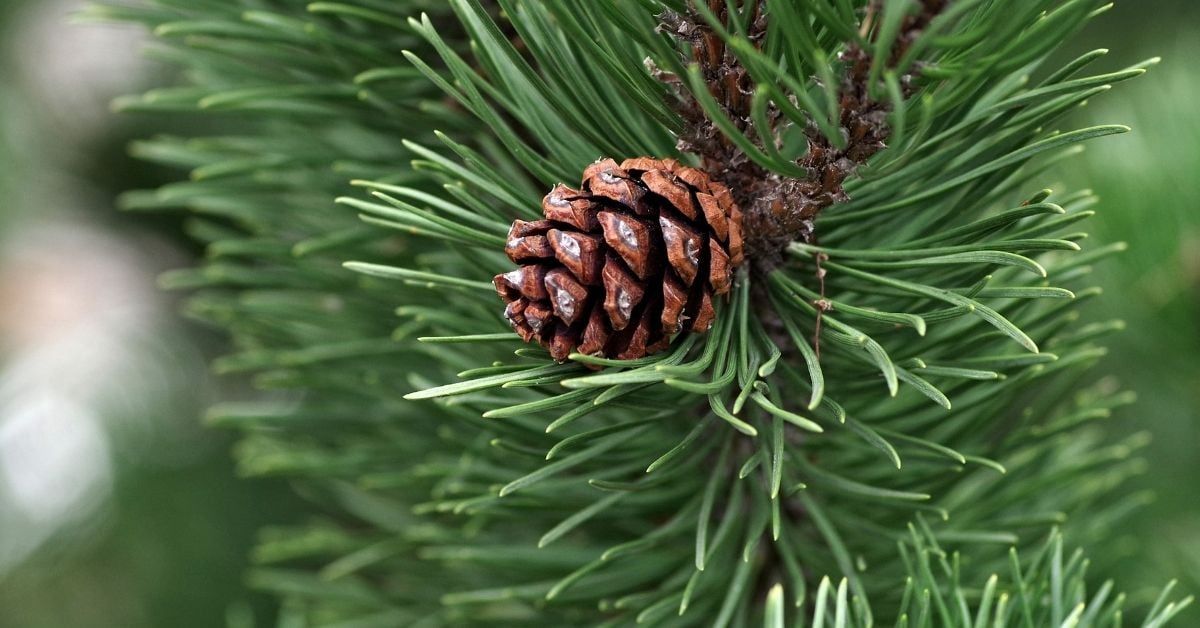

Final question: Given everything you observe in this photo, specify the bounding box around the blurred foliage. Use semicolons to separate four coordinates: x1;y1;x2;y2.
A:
0;2;302;627
1055;0;1200;621
0;456;300;627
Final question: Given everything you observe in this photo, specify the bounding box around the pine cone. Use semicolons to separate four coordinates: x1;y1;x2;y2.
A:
494;157;744;362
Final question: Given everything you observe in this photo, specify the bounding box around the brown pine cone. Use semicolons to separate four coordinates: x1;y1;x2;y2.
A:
493;157;744;362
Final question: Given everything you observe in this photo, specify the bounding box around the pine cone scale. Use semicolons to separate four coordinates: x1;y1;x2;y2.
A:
709;238;733;294
690;289;716;333
547;229;603;285
695;194;725;241
661;273;688;334
544;268;589;325
659;213;705;286
598;211;657;280
642;169;698;219
542;185;595;230
496;157;743;361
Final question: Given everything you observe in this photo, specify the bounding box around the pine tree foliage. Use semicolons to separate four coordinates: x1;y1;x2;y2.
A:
84;0;1192;625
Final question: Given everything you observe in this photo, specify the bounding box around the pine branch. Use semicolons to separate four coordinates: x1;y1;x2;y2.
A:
94;0;1192;625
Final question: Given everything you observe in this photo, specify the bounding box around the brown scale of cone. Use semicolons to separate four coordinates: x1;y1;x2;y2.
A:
494;157;744;361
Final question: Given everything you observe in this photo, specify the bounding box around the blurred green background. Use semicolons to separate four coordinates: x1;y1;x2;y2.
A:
1058;0;1200;610
0;1;1194;626
0;1;301;626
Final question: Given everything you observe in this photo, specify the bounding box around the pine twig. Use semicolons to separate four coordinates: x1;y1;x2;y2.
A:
663;0;947;269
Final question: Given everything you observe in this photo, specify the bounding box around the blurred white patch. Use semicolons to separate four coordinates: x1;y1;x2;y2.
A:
0;223;160;572
13;0;147;140
0;396;109;523
0;395;111;568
